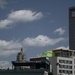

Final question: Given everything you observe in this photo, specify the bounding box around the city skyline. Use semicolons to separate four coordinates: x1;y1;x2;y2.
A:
0;0;75;68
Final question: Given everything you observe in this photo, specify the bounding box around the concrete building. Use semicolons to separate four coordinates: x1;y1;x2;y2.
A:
69;6;75;50
42;49;75;75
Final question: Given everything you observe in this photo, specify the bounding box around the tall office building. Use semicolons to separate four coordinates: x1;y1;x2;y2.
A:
69;7;75;50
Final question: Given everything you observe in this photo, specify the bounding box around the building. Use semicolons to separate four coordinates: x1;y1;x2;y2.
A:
11;49;52;75
41;49;75;75
0;49;52;75
69;6;75;50
17;48;26;61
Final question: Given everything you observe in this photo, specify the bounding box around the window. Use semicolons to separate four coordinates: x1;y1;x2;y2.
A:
68;66;72;69
59;70;72;74
64;70;67;74
62;52;68;57
59;60;63;63
73;52;75;56
55;53;60;56
59;60;72;64
68;61;72;64
59;65;72;69
63;65;65;68
59;70;63;73
69;71;72;74
65;60;68;64
65;65;68;69
59;70;62;73
59;65;63;68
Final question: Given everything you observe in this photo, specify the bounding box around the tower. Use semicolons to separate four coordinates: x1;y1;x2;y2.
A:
17;48;26;61
69;7;75;50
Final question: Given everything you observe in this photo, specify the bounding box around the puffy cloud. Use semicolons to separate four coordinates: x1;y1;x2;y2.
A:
23;35;64;47
0;35;65;56
8;10;43;22
56;46;69;50
0;60;11;69
54;28;65;35
0;0;7;9
0;10;43;29
0;19;13;29
0;40;22;56
0;40;22;50
0;50;19;57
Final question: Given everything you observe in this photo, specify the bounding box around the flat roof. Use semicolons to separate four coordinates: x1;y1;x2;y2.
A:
48;49;75;52
12;60;50;66
69;6;75;9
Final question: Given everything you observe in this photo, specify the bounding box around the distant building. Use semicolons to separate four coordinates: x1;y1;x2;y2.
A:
17;48;26;61
41;49;75;75
69;6;75;50
12;49;52;75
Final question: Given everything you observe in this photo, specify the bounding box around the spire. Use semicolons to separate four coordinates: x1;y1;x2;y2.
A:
21;48;23;51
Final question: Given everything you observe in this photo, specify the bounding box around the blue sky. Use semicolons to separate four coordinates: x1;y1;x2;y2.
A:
0;0;75;68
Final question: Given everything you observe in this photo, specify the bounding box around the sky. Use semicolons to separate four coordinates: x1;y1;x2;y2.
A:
0;0;75;69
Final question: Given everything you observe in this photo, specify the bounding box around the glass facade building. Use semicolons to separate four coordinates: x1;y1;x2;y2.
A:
69;7;75;50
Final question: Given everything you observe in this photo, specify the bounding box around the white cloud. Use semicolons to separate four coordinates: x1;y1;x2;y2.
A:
0;19;13;28
0;40;22;50
0;49;19;57
8;10;43;22
0;40;22;56
23;35;64;47
0;10;43;29
54;28;65;35
0;60;11;69
56;46;69;50
0;35;65;57
0;0;7;9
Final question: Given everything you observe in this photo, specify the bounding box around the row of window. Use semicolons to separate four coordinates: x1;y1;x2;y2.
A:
59;65;72;69
59;70;72;74
59;60;72;64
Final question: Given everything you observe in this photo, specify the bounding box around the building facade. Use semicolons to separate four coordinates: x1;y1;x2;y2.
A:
42;49;75;75
69;7;75;50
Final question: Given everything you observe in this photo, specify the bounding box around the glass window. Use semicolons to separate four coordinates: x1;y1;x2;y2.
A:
63;60;65;63
65;65;68;69
55;53;60;56
73;52;75;56
68;61;72;64
65;60;68;64
64;70;67;74
59;70;62;73
59;60;72;64
63;65;65;68
62;52;68;57
59;65;63;68
69;71;72;74
68;66;72;69
59;60;63;63
63;70;65;73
